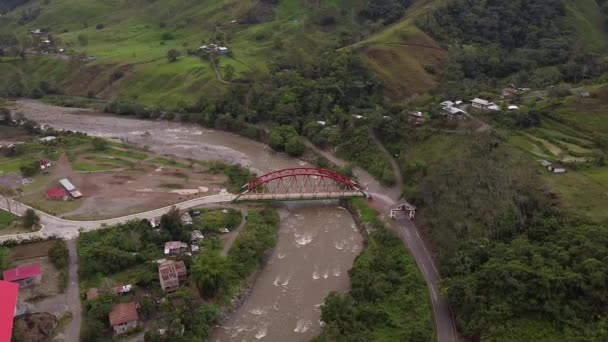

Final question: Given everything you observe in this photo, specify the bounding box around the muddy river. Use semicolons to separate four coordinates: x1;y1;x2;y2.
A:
13;100;365;341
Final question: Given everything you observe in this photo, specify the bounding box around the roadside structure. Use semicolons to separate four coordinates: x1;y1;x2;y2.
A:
471;98;501;111
158;260;187;293
3;264;42;288
46;188;67;201
59;178;82;198
0;281;19;342
109;302;139;335
390;202;417;220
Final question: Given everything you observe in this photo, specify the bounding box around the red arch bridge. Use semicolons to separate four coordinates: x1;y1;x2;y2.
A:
233;168;368;202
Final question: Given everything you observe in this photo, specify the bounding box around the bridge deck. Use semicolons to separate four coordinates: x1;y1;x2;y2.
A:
233;191;366;202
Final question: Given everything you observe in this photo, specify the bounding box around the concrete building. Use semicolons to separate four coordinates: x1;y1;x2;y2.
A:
2;264;42;288
390;202;417;220
158;260;187;293
109;302;139;335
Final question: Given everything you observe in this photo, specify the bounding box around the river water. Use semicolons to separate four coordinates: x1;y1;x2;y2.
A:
13;100;364;341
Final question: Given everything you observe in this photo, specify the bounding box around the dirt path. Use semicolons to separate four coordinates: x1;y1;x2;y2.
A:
64;239;81;342
368;126;404;192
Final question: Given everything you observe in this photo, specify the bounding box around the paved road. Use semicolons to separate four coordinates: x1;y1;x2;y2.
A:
0;193;236;242
307;135;458;341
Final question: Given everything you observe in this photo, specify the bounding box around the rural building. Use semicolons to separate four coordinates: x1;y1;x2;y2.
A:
164;241;188;256
217;46;229;55
548;164;567;173
30;29;43;34
3;264;42;288
0;281;19;342
158;260;187;293
181;212;193;225
46;188;67;201
86;288;99;301
390;203;417;220
39;158;52;170
59;178;82;198
508;105;520;111
191;230;204;244
147;217;161;228
109;302;139;335
471;98;491;109
440;100;455;108
191;245;200;253
38;136;56;143
409;111;423;118
443;106;466;119
114;284;133;295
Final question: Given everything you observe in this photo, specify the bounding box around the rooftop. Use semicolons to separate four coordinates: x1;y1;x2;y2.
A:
0;281;19;342
3;264;41;282
109;302;138;326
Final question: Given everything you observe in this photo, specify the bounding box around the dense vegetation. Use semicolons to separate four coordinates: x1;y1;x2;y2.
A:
316;199;433;341
420;0;607;96
406;135;608;340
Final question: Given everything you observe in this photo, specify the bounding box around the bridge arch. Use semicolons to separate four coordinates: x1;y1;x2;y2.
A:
233;168;367;202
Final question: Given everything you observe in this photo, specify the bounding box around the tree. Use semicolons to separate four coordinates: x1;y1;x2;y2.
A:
285;135;305;156
192;251;229;298
160;206;184;240
19;161;39;177
223;64;235;81
167;49;180;63
91;137;108;151
22;209;40;229
0;247;10;274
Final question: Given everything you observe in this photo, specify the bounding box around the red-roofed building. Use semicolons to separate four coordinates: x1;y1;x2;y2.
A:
3;264;42;287
46;188;67;201
0;281;19;342
109;302;139;335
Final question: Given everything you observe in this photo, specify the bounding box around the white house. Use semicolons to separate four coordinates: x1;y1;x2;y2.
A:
548;164;566;173
443;106;466;119
471;98;492;110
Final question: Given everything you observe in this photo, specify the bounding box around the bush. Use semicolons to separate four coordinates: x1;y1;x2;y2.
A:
95;23;104;30
48;240;68;269
161;32;175;40
22;209;40;229
19;161;40;177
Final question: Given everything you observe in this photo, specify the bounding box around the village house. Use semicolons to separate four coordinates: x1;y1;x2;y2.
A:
38;136;56;143
191;244;200;253
191;230;204;244
59;178;82;198
0;280;19;342
548;164;567;173
471;98;501;111
109;302;139;335
39;158;52;170
390;203;417;220
440;100;455;109
181;212;193;225
158;260;187;293
443;106;466;120
2;264;42;288
46;188;68;201
164;241;188;256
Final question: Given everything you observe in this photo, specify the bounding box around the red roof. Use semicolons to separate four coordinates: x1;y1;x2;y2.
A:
39;158;51;165
0;281;18;342
3;264;41;282
46;188;66;198
109;302;138;326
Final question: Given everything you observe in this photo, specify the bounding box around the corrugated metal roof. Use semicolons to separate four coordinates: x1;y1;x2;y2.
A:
59;178;76;191
3;264;41;282
0;281;18;342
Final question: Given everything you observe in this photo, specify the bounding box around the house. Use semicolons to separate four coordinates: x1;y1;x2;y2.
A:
46;188;67;201
181;213;193;225
0;281;19;342
390;202;417;220
86;288;99;301
443;106;466;120
39;158;52;170
3;264;42;288
191;230;204;244
191;245;200;254
38;136;56;143
487;104;501;111
455;100;463;106
548;164;566;173
158;260;187;293
59;178;82;198
217;46;229;55
114;284;133;295
440;100;455;108
471;98;492;110
109;302;139;335
164;241;188;256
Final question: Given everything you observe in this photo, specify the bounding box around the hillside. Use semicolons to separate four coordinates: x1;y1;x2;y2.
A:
0;0;446;107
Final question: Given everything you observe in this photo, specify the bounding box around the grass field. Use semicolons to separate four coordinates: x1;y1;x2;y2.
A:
0;209;17;230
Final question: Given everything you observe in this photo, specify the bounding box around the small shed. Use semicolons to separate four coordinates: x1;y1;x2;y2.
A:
164;241;188;256
548;164;566;173
46;188;67;201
